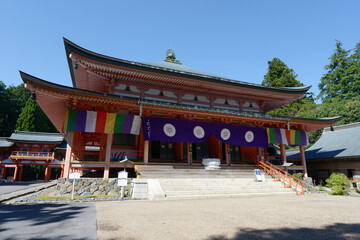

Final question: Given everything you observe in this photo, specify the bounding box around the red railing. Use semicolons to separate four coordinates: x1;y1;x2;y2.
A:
10;151;55;158
71;149;144;162
265;156;302;166
254;158;305;195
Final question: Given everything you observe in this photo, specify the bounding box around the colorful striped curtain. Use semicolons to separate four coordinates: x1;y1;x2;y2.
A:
64;110;141;135
266;128;309;146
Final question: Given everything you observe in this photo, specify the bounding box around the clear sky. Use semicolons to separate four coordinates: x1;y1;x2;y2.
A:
1;1;359;98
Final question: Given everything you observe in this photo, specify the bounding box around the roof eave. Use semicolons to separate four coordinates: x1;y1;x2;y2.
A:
63;38;311;95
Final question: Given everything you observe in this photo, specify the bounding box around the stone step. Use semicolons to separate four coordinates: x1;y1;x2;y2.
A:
164;188;291;196
161;191;294;200
163;186;282;192
159;179;278;185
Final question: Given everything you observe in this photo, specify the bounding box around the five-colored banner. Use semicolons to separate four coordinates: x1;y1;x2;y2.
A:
63;110;309;146
64;110;141;135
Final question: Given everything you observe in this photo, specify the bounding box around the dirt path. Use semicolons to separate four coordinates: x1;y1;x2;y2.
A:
96;194;360;240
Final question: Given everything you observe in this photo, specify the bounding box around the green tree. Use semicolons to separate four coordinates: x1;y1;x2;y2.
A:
297;96;360;144
16;98;57;132
0;81;8;136
0;82;30;136
318;40;359;101
262;58;315;116
262;58;303;87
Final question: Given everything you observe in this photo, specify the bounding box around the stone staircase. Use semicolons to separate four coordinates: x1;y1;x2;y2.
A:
133;165;294;200
135;165;259;179
158;178;292;199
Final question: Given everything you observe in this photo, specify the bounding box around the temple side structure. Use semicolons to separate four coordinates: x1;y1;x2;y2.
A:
19;38;340;179
0;131;64;181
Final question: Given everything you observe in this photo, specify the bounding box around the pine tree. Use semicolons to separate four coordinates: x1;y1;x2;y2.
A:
262;58;303;87
318;40;352;101
262;58;314;116
16;98;57;132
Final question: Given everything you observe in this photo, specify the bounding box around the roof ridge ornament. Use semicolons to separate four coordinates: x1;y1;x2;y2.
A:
164;49;182;65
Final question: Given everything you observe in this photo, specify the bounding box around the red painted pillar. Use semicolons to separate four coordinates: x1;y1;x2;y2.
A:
3;167;6;179
60;164;64;178
44;163;50;182
13;165;19;182
103;134;113;179
280;144;287;164
299;145;308;178
18;166;24;181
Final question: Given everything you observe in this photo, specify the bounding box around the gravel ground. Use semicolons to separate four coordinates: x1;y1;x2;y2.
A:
96;194;360;240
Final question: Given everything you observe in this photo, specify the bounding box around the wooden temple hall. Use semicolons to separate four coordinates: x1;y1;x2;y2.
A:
19;38;340;179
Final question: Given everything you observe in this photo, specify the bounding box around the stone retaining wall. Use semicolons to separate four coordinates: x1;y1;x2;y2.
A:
57;178;132;197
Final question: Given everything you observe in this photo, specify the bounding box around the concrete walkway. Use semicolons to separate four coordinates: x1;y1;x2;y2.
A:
0;181;57;202
96;194;360;240
0;203;97;240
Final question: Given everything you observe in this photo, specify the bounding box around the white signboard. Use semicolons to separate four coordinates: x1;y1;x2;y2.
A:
118;171;128;187
254;169;262;181
69;172;80;179
118;171;128;179
118;179;128;187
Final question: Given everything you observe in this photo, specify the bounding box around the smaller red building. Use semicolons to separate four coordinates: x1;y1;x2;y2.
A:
0;131;64;181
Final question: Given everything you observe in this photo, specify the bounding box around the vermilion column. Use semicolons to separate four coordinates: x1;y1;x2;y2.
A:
299;145;308;178
280;144;287;164
18;166;24;181
13;164;19;182
2;167;6;179
63;132;74;178
143;140;149;165
103;134;113;179
44;162;50;181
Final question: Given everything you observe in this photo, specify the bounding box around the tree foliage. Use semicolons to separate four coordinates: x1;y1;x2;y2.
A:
0;82;30;136
318;40;360;101
326;173;349;195
262;58;303;87
296;96;360;144
16;98;57;133
262;58;315;116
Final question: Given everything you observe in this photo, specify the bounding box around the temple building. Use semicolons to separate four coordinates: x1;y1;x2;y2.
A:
19;38;340;180
0;131;63;181
297;123;360;185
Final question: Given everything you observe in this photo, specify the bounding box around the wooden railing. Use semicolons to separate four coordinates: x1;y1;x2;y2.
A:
254;158;305;195
71;149;144;162
11;151;55;158
265;156;302;166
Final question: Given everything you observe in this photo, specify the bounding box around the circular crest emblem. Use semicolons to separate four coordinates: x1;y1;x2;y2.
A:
221;128;231;140
163;123;176;137
193;126;205;139
245;131;254;143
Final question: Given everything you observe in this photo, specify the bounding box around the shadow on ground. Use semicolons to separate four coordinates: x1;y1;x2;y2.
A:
208;223;360;240
0;204;93;240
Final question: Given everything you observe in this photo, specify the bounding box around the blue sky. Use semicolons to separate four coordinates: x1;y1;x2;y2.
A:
1;1;359;99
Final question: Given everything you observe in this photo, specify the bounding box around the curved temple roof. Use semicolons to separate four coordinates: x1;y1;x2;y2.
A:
20;71;341;133
63;38;311;95
7;130;64;144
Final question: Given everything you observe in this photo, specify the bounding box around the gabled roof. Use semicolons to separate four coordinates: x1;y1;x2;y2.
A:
293;122;360;160
64;38;311;95
7;131;63;144
0;137;14;148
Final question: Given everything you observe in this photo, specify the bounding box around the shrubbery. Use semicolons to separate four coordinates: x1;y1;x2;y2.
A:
325;173;349;195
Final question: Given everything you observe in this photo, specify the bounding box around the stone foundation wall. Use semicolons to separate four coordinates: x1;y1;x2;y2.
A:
57;178;132;197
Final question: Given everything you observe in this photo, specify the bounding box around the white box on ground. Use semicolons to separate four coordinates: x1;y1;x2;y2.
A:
254;169;262;182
